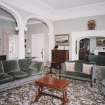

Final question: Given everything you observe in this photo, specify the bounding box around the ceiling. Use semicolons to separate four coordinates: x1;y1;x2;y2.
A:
0;8;15;21
1;0;105;20
39;0;105;10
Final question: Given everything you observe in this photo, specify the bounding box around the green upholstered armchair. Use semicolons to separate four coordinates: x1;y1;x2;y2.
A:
19;59;43;75
29;61;43;75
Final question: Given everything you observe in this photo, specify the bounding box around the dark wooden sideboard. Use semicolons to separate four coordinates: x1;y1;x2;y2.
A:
50;50;69;72
0;55;6;61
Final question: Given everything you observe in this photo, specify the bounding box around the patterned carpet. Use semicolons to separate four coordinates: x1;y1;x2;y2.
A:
0;80;105;105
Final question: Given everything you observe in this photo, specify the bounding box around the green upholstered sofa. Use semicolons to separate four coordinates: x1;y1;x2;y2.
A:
0;59;43;92
61;61;96;87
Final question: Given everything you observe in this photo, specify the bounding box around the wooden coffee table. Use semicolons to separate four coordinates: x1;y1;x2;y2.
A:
34;76;70;105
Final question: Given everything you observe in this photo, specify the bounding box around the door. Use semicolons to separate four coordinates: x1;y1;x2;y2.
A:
32;34;44;61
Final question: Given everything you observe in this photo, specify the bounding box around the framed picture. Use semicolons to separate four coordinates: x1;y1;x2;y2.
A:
96;37;105;46
55;34;69;46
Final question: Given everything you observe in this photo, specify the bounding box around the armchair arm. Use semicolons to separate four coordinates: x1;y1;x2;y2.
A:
92;64;97;82
101;67;105;79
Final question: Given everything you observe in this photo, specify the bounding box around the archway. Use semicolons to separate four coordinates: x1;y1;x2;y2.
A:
71;31;105;60
24;16;54;62
0;3;22;60
79;36;105;61
0;2;21;28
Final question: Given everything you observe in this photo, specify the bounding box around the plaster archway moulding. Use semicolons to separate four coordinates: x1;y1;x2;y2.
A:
0;2;25;59
24;15;54;34
0;2;22;29
24;15;54;61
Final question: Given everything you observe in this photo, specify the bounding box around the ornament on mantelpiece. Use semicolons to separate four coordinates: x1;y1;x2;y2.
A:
88;20;96;30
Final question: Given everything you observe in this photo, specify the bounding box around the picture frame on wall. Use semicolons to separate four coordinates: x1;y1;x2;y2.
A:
55;34;69;46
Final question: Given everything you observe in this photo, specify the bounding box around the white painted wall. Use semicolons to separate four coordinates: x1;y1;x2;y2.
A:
54;15;105;34
54;15;105;60
90;38;96;53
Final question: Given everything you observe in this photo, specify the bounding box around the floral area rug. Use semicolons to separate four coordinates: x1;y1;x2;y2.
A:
0;81;105;105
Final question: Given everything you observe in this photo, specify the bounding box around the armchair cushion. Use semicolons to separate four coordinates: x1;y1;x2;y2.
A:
29;61;43;72
19;59;43;75
19;58;43;75
18;58;32;72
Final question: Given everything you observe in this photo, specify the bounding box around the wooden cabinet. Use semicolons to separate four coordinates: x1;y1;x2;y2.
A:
50;50;69;70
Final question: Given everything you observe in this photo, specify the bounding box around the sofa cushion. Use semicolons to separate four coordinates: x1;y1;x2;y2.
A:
0;73;13;84
61;74;91;82
65;62;75;72
3;60;20;73
8;71;28;79
0;61;4;73
62;71;91;78
83;64;93;75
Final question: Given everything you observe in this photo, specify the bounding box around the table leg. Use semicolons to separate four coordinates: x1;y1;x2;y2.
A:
62;88;69;105
34;86;43;102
